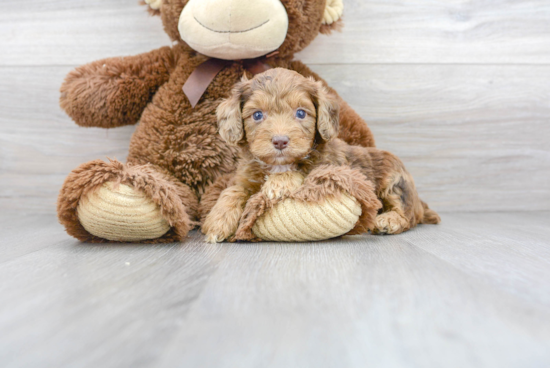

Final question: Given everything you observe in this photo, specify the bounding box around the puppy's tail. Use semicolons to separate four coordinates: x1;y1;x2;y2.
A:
420;200;441;225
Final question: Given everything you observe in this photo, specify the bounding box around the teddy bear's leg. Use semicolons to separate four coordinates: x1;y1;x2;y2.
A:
58;159;198;243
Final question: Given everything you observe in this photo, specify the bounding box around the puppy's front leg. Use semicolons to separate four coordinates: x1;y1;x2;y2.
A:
262;171;305;200
202;185;249;243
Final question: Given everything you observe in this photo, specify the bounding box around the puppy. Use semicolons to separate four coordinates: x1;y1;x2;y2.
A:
202;68;440;242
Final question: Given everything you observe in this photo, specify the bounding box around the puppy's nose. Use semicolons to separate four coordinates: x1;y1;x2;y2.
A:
272;135;289;150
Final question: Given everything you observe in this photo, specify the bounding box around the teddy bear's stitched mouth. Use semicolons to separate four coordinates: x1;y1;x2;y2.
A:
194;16;270;34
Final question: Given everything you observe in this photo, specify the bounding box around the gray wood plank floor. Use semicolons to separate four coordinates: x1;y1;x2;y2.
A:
1;213;549;368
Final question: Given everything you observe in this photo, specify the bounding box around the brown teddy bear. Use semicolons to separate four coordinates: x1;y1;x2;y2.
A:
57;0;376;243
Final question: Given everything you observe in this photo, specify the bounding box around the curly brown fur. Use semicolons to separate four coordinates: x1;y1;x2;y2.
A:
198;174;235;223
205;68;439;241
285;60;376;147
234;192;272;242
58;1;376;243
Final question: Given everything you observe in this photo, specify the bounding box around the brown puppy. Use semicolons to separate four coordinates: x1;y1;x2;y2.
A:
202;68;440;242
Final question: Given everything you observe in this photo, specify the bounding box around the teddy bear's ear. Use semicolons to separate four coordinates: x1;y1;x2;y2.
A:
141;0;162;15
320;0;344;34
323;0;343;25
217;78;249;146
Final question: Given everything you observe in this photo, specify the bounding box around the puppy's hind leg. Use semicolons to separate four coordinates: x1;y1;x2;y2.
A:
373;180;411;235
373;156;426;235
420;200;441;225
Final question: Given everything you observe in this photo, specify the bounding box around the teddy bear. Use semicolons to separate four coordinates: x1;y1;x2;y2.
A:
57;0;377;243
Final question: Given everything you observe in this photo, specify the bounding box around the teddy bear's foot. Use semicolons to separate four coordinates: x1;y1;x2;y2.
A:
77;181;171;242
58;159;199;243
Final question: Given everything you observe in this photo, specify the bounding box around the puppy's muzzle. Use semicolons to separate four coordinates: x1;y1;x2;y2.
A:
272;135;289;150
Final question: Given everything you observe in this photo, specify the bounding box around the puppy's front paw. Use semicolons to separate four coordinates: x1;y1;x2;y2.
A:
203;224;235;243
262;171;305;200
202;215;237;243
205;233;224;244
373;211;409;235
264;186;284;200
202;193;244;243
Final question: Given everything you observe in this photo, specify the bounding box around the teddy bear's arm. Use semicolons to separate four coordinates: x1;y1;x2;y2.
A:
60;46;175;129
286;60;376;148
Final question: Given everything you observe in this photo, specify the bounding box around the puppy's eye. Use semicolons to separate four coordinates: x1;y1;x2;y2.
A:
253;111;264;122
296;109;307;120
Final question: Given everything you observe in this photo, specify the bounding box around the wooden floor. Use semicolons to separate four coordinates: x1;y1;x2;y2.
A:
1;212;549;368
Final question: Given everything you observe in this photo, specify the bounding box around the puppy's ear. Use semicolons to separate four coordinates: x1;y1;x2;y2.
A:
311;80;340;142
217;77;249;146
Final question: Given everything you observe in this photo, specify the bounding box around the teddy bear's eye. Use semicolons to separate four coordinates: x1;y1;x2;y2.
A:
296;109;307;119
253;111;264;122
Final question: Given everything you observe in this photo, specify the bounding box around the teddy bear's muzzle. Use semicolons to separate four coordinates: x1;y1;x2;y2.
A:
178;0;289;60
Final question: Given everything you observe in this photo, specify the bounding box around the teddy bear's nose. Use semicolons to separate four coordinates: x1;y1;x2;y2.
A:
272;136;289;150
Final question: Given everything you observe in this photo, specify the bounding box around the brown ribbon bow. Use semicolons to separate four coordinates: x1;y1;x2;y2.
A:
182;58;273;108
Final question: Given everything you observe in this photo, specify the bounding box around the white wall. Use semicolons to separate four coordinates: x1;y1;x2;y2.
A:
1;0;549;214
